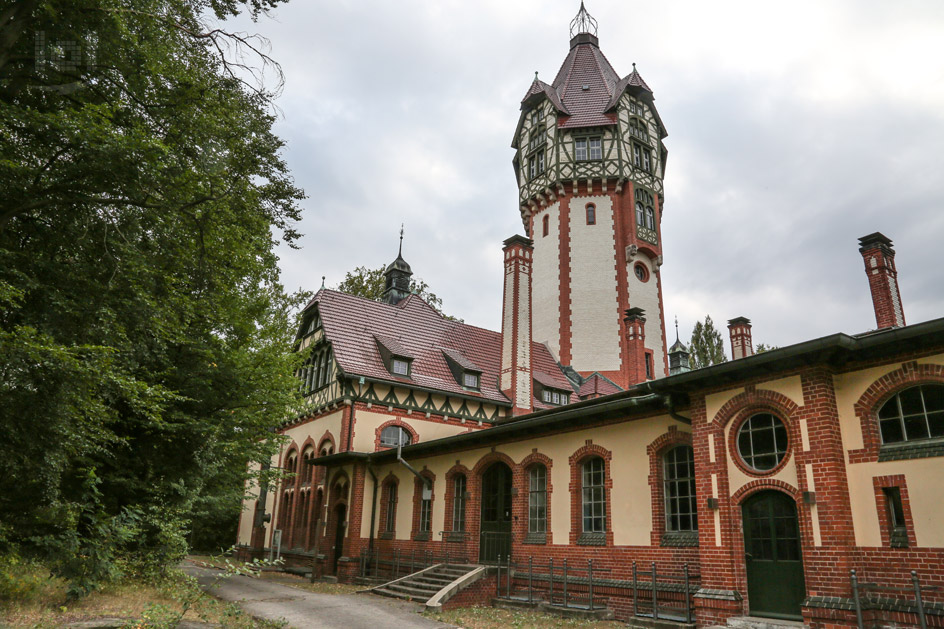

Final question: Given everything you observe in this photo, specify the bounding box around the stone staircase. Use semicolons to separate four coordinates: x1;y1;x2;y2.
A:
706;617;805;629
370;563;485;610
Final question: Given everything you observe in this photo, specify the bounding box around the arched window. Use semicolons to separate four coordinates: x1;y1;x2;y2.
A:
664;446;697;532
452;475;467;533
542;214;549;237
581;457;606;534
645;206;655;230
586;204;596;225
878;384;944;444
383;482;397;534
635;201;645;227
380;425;411;448
528;465;547;535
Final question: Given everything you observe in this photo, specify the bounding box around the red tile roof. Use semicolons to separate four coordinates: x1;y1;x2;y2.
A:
577;372;623;398
310;290;571;407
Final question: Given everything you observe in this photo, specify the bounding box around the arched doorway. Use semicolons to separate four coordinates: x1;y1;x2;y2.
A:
742;490;806;620
479;462;512;562
331;503;346;574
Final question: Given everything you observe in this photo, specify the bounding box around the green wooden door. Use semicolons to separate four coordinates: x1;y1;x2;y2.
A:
479;463;512;562
742;491;806;620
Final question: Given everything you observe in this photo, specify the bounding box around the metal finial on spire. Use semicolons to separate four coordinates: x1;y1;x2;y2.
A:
398;223;404;256
569;1;598;39
321;276;325;289
534;71;539;81
675;315;679;343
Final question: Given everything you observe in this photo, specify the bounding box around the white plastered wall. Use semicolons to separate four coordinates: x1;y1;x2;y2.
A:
626;254;665;377
569;194;621;372
532;201;561;360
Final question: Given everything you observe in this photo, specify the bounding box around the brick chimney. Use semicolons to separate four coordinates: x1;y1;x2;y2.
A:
858;232;905;329
500;235;533;415
623;307;650;383
727;317;753;360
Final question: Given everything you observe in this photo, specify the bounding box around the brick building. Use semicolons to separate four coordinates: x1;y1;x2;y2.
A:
237;5;944;627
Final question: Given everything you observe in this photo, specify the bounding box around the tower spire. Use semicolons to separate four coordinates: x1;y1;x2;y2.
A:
569;1;598;39
399;223;404;257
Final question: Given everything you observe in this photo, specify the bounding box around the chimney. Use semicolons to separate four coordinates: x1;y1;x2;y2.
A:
500;235;533;415
727;317;753;360
623;307;650;384
858;232;905;329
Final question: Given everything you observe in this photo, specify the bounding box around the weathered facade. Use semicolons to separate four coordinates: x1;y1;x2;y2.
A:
237;6;944;627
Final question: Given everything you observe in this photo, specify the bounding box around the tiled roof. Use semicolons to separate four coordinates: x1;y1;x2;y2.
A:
521;78;569;115
577;372;623;398
440;347;480;372
310;290;570;407
550;40;620;129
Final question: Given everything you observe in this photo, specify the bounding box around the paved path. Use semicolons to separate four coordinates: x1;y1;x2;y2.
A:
181;563;454;629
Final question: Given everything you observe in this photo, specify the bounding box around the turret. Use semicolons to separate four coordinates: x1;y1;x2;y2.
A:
512;3;670;389
383;227;413;305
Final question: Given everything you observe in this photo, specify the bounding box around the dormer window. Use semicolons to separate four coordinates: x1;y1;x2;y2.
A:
541;388;570;406
463;372;480;390
391;357;411;376
375;334;413;379
441;348;483;392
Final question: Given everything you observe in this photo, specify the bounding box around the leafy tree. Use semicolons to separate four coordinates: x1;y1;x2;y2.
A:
689;315;728;369
335;265;462;322
0;0;304;595
755;343;779;354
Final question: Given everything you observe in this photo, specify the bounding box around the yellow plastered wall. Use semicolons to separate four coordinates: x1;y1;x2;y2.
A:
834;354;944;547
354;415;687;547
351;409;471;452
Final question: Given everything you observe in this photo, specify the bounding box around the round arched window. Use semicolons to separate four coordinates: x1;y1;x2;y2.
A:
878;384;944;444
634;262;649;282
737;413;788;472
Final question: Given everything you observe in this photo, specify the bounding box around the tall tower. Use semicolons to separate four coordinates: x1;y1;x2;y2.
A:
512;3;669;389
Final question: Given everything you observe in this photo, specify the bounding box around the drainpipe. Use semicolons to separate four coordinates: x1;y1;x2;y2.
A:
397;439;431;487
643;382;692;425
366;462;378;561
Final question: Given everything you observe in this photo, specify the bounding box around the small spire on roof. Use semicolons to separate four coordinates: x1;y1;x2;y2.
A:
399;223;404;256
674;315;679;343
534;71;539;81
569;1;598;39
321;276;325;289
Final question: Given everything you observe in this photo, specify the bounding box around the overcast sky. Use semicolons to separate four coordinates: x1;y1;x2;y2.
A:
225;0;944;352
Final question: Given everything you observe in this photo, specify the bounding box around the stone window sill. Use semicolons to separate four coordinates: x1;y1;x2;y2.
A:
524;532;547;545
661;530;699;547
879;440;944;462
413;532;430;542
577;532;605;546
378;531;394;540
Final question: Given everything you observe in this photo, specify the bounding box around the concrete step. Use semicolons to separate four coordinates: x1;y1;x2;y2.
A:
413;576;454;585
727;616;805;629
386;583;440;598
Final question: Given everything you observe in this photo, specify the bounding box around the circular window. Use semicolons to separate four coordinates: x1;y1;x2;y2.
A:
634;263;649;282
737;413;788;472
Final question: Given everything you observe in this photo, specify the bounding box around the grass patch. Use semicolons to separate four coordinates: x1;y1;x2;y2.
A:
285;581;362;595
0;559;283;628
425;605;625;629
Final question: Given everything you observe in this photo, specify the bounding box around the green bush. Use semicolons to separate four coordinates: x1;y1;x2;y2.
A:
0;553;51;602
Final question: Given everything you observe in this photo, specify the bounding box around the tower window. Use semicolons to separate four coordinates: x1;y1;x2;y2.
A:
634;263;649;282
575;138;587;161
574;136;602;161
586;204;596;225
645;352;653;379
633;142;652;173
542;214;549;237
528;150;545;179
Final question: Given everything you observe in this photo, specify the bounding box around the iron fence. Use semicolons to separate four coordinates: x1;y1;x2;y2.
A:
851;569;940;629
493;555;699;622
357;547;469;581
